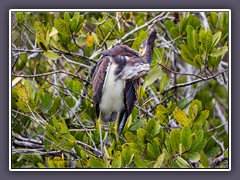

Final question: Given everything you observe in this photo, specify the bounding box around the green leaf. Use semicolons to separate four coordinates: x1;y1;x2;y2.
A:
164;19;175;32
70;17;78;32
190;130;204;151
15;53;27;71
92;32;100;46
159;73;168;93
111;155;122;168
134;156;147;168
65;96;76;108
173;108;191;127
155;104;169;126
194;110;209;125
143;66;161;90
211;31;222;48
37;163;47;168
170;27;179;39
189;152;201;163
200;151;210;168
54;18;70;36
89;158;104;168
209;46;228;57
43;50;61;60
153;153;165;168
121;147;134;166
127;142;142;154
224;149;229;159
193;54;204;68
137;128;147;143
202;30;212;52
188;100;202;121
146;118;160;137
63;12;71;24
48;97;61;115
16;12;24;23
210;12;218;26
170;129;181;153
180;44;194;65
186;25;198;54
147;143;157;160
181;126;192;150
132;31;148;50
175;156;190;168
17;83;29;103
153;47;164;64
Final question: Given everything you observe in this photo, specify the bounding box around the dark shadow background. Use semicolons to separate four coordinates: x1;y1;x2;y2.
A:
1;0;238;179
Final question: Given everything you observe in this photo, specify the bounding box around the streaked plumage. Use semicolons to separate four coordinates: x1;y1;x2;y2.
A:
92;29;156;135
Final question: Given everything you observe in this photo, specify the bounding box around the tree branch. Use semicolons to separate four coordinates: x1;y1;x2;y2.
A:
162;69;228;94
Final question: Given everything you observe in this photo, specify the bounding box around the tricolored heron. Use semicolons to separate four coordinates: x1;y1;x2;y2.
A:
92;29;156;152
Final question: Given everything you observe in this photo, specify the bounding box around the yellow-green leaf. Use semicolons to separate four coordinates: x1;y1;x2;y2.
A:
143;66;161;90
54;18;70;36
209;46;228;57
111;155;122;168
173;108;190;126
188;100;202;121
153;153;165;168
200;151;210;168
159;73;168;93
16;12;24;23
195;110;209;125
175;156;190;168
211;31;222;48
134;156;147;168
170;129;181;153
43;50;61;60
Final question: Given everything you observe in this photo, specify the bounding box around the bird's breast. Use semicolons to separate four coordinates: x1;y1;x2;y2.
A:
99;61;125;117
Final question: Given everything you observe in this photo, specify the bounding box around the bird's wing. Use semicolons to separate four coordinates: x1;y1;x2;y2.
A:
99;45;140;57
118;79;140;135
119;59;150;80
92;57;111;118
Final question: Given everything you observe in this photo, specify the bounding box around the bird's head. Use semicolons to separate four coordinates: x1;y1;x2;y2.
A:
138;29;157;63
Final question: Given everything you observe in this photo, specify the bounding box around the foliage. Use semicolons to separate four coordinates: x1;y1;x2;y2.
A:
11;11;229;169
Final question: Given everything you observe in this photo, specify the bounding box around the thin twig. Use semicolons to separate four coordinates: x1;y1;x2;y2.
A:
158;63;204;80
114;12;167;45
162;69;228;94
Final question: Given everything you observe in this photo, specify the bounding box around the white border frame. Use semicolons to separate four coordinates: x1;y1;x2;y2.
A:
9;9;231;171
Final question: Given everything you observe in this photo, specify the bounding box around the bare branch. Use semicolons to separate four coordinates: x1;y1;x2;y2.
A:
162;69;228;94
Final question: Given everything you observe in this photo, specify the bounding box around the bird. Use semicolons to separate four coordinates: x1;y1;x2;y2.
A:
92;29;157;137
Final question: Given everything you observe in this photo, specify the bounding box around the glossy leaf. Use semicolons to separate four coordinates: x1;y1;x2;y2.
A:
189;152;201;163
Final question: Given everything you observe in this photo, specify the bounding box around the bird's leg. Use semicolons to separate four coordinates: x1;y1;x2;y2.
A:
97;113;104;157
114;113;120;141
